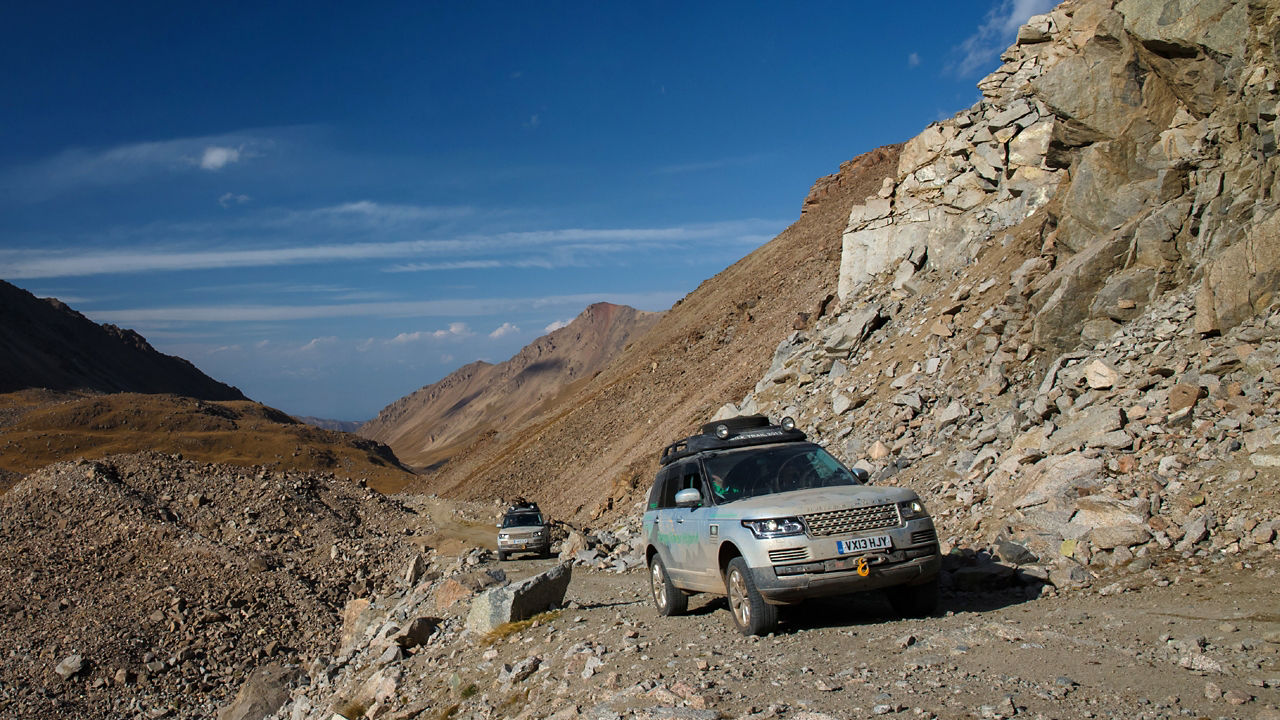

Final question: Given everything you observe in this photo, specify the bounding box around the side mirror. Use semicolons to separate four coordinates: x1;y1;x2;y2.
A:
852;467;870;484
674;487;703;508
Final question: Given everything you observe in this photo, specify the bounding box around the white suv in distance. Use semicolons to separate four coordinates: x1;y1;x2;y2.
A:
642;415;941;635
496;501;551;560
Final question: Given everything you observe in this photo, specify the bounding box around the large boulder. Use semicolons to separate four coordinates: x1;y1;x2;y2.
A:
466;563;573;634
217;662;302;720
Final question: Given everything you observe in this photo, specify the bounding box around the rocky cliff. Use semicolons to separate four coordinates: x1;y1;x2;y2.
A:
837;0;1276;348
734;0;1280;593
360;303;662;469
0;280;246;401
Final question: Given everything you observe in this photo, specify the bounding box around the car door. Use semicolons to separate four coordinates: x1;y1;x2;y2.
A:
668;461;721;592
648;467;687;583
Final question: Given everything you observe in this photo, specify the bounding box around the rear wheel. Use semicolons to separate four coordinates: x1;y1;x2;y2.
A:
726;557;777;635
649;555;688;616
885;576;939;618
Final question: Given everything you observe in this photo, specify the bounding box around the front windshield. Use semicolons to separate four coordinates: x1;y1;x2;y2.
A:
703;444;861;503
503;513;543;528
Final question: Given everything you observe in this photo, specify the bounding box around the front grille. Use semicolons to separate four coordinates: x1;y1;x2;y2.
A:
803;503;901;537
769;547;810;564
910;528;938;545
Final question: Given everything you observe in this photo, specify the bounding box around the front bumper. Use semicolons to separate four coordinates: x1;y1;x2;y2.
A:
750;548;941;604
497;537;550;553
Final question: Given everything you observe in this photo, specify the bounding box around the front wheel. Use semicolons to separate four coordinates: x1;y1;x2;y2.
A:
885;576;939;618
497;550;508;562
726;557;777;635
649;555;688;616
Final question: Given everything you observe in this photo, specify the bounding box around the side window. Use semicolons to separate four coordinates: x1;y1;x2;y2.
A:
657;463;705;508
679;466;704;497
647;470;663;509
656;467;678;509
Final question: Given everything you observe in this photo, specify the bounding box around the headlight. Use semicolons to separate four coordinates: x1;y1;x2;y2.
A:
498;533;510;540
898;499;928;520
742;517;806;539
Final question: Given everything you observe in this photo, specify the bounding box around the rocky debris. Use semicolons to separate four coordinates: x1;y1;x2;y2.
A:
0;452;423;720
466;563;573;634
215;663;301;720
731;0;1280;600
263;548;1278;720
558;516;646;572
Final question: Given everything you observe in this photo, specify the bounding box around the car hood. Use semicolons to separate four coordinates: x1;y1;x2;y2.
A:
715;485;917;518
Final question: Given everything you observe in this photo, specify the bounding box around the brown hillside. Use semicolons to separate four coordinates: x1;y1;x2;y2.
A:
416;145;901;520
361;302;662;468
0;391;416;495
0;280;246;401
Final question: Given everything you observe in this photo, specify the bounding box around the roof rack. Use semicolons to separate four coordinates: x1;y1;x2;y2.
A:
659;415;806;466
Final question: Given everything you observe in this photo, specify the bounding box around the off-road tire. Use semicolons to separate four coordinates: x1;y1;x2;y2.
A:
497;550;508;562
649;555;688;616
885;575;939;618
726;557;777;635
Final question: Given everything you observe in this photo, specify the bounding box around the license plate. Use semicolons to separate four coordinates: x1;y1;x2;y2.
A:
837;535;891;554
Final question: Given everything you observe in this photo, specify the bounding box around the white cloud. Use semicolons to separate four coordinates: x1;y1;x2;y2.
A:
0;219;783;279
84;291;683;326
489;322;520;339
908;52;921;67
310;201;473;224
652;153;769;176
543;319;571;333
953;0;1055;76
200;146;241;171
0;131;276;200
300;336;337;351
387;322;474;344
218;192;251;208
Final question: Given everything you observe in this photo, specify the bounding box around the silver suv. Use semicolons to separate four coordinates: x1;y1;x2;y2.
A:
497;501;551;561
642;416;941;635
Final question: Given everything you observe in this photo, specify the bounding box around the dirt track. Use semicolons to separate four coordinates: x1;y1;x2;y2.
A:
484;551;1280;719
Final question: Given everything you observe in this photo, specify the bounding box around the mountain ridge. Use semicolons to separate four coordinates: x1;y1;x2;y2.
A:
0;280;245;401
360;302;662;468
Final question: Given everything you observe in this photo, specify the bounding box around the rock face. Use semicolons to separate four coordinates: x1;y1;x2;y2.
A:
734;0;1280;598
0;279;246;400
465;563;573;634
837;0;1280;353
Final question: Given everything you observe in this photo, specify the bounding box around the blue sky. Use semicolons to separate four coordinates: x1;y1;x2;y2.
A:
1;1;1054;420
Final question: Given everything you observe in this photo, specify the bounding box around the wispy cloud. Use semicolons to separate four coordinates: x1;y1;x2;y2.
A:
85;291;683;325
300;336;337;351
908;52;921;68
652;154;770;176
1;131;277;201
543;319;571;333
1;219;782;279
388;322;474;344
309;201;474;224
218;192;251;208
952;0;1055;76
488;322;519;339
199;146;242;170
